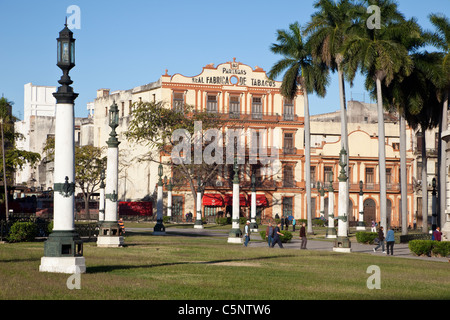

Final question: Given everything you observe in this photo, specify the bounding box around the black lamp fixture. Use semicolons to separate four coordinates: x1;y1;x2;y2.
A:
53;19;78;104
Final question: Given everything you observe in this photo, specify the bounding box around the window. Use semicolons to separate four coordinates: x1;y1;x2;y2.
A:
416;132;423;153
324;166;333;187
229;96;240;118
393;142;400;150
206;94;218;113
282;197;293;217
283;99;294;120
365;167;375;189
283;133;295;154
252;97;262;119
311;166;316;188
173;92;184;112
283;165;294;187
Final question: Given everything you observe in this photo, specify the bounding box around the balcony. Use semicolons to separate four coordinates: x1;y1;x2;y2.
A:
211;110;299;122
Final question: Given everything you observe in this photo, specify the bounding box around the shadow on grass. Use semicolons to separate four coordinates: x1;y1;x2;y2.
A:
86;254;296;274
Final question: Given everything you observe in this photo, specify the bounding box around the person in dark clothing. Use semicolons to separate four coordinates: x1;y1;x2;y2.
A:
271;222;284;248
373;226;385;253
280;217;285;230
299;222;307;249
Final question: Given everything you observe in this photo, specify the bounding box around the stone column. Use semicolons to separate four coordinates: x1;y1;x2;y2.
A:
97;101;123;247
318;182;325;219
334;148;351;252
228;158;242;243
167;177;173;222
357;180;366;230
40;23;85;274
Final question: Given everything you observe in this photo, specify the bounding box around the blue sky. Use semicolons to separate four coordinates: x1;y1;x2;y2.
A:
0;0;448;120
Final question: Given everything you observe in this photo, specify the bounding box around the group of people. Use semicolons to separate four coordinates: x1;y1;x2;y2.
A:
242;220;307;249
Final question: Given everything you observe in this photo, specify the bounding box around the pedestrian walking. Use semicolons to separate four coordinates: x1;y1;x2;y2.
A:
299;222;307;249
118;218;125;235
271;222;284;248
265;221;274;247
373;226;385;253
370;220;377;232
285;217;289;231
281;216;285;230
292;218;296;232
243;220;250;247
413;218;417;230
386;227;395;255
432;227;442;241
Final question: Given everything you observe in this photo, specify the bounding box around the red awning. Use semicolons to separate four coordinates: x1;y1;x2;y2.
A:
202;194;224;206
224;194;248;207
248;194;268;207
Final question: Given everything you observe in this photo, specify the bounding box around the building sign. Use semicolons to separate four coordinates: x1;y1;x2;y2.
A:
170;59;279;88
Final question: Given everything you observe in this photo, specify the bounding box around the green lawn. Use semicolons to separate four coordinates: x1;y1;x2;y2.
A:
0;229;449;300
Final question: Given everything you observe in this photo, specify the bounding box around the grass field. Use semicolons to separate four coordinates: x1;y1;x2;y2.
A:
0;223;449;301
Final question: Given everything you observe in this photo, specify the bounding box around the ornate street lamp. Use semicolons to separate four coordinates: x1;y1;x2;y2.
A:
357;180;365;230
40;22;84;274
432;177;437;231
334;147;351;252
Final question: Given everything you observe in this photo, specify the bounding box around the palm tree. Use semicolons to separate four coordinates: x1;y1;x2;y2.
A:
268;22;329;234
428;13;450;230
379;51;443;233
341;0;420;233
0;97;15;222
305;0;362;226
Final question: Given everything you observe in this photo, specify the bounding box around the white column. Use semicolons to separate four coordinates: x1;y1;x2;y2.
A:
357;192;365;230
167;189;172;220
53;103;75;232
99;184;105;222
250;191;257;232
104;147;118;223
194;191;204;229
228;182;242;243
326;188;336;238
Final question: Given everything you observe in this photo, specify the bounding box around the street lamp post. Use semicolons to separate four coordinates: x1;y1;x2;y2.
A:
40;22;85;273
333;147;351;252
194;175;204;229
326;171;336;238
228;157;242;243
357;180;366;230
250;173;258;232
97;101;123;247
165;176;173;222
98;169;106;222
318;182;325;220
154;163;166;234
432;177;437;232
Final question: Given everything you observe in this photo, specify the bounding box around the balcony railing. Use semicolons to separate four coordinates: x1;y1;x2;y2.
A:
207;110;299;122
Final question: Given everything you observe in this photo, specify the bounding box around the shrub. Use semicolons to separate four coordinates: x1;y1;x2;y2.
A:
431;241;450;257
259;230;293;243
356;231;378;244
7;221;38;243
409;240;434;256
216;217;231;225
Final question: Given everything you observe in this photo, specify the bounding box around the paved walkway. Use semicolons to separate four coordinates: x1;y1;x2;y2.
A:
126;226;449;263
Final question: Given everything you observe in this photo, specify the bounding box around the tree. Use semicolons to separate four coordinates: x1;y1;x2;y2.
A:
0;97;41;221
428;13;450;230
125;101;227;214
305;0;362;226
268;22;329;234
341;0;420;233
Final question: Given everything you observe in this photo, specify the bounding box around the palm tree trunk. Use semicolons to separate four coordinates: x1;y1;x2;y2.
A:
1;122;8;222
303;84;313;234
421;128;428;233
400;114;408;235
375;74;387;235
439;91;448;229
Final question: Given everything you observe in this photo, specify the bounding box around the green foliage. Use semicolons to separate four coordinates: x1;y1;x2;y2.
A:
216;217;231;225
408;240;450;257
356;231;378;244
7;221;37;243
259;229;293;243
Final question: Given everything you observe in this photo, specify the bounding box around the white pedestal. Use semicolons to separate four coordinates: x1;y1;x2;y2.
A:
332;247;352;253
227;237;243;244
39;256;86;274
97;236;124;247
